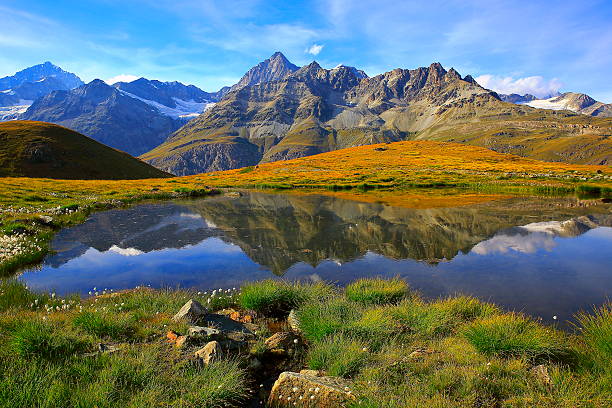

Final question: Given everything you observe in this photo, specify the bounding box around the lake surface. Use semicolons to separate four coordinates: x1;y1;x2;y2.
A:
20;191;612;327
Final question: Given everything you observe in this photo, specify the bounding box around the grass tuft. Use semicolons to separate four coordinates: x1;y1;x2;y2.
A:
307;334;370;378
345;277;409;305
297;298;360;342
573;303;612;372
10;319;91;360
463;313;569;360
73;311;139;341
238;279;334;316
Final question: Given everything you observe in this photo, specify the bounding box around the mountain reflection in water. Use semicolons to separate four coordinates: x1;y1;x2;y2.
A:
20;192;612;326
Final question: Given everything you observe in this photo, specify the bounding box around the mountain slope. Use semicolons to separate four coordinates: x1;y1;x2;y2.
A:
197;140;610;190
142;55;612;174
20;80;183;155
0;121;170;179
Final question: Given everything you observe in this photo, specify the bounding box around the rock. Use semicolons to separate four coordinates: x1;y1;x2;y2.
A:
220;331;254;350
229;310;255;323
530;364;552;387
84;343;120;357
265;332;299;352
225;191;242;197
37;215;54;226
299;369;325;377
195;341;222;364
172;299;207;323
175;335;188;348
268;372;356;407
288;309;301;333
188;326;222;340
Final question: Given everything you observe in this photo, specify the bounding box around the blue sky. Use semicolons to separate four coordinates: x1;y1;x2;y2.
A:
1;0;611;101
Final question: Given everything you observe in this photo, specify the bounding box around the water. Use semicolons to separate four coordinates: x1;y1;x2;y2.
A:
19;191;612;326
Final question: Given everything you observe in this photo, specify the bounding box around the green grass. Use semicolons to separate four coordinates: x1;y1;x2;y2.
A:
307;334;370;378
73;311;139;341
0;222;29;235
9;319;92;360
463;313;569;360
1;278;611;407
238;279;334;316
296;298;361;342
345;277;409;305
0;280;249;408
573;303;612;372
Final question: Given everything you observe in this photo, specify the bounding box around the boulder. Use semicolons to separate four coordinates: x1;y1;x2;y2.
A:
265;332;300;352
188;326;222;340
172;299;207;323
195;340;222;364
37;215;54;226
268;371;356;407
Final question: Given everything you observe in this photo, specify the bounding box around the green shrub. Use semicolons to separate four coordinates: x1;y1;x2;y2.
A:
297;298;360;342
307;334;370;378
73;311;138;341
574;303;612;372
239;280;334;316
346;277;408;305
463;313;568;360
11;319;91;360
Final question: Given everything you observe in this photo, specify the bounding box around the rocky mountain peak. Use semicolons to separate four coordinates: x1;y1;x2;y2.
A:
294;61;323;77
332;65;368;79
0;61;84;92
446;68;461;80
230;51;299;91
562;92;597;110
463;74;477;84
70;79;118;104
426;62;447;83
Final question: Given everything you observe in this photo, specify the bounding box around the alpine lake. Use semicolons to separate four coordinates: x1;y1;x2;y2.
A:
18;190;612;329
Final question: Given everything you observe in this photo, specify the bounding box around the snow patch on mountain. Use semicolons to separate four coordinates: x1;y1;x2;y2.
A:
0;100;33;121
524;97;573;111
117;90;215;119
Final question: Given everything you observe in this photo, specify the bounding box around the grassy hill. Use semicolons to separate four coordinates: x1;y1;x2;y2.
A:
0;121;171;179
197;140;612;192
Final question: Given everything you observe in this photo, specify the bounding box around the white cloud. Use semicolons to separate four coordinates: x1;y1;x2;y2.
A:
306;44;324;56
474;74;562;98
105;74;139;84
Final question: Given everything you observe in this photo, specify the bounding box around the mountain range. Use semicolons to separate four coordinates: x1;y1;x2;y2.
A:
1;65;227;155
142;53;612;174
1;54;611;174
